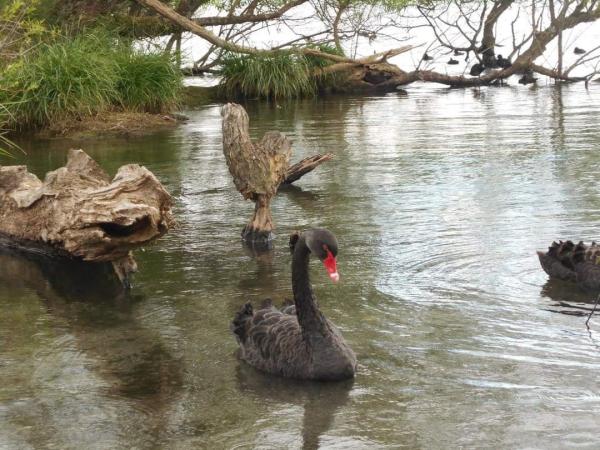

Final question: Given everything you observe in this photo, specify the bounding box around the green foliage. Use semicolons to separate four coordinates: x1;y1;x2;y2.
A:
0;30;182;131
219;45;349;100
0;0;48;66
0;132;21;158
219;52;316;100
305;44;348;92
0;89;22;158
114;50;182;113
1;33;121;128
304;44;345;68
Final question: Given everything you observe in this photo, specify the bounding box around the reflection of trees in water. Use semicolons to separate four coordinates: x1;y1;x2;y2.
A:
550;85;565;152
545;85;600;221
0;248;183;448
236;364;353;450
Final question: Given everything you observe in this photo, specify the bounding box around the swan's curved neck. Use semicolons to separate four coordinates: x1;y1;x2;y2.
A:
292;236;327;336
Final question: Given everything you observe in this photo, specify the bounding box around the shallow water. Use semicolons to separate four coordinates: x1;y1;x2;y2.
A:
1;82;600;449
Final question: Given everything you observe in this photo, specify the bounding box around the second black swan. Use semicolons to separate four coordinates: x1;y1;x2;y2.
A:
538;240;600;291
231;228;356;381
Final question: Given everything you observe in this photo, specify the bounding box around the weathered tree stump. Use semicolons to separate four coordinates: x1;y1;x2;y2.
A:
221;103;333;245
0;149;173;286
283;154;334;185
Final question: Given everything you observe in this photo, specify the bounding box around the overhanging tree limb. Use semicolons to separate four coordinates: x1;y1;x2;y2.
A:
136;0;413;63
137;0;271;54
195;0;309;25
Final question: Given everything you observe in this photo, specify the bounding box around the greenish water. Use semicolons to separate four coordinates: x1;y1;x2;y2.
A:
1;83;600;449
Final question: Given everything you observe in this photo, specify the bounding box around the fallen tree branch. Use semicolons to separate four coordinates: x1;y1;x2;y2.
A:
0;149;173;286
283;154;333;185
530;63;587;81
195;0;309;26
137;0;412;64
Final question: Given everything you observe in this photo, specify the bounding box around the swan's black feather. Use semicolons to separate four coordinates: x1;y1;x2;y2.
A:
538;240;600;291
231;229;356;380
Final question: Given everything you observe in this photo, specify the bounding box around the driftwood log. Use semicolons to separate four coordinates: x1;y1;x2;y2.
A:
0;149;173;286
221;103;332;245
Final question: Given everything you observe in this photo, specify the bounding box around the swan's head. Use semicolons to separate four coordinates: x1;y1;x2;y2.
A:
304;228;339;283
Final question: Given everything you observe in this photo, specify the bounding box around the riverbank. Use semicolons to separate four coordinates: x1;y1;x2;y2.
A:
11;86;218;140
34;111;186;139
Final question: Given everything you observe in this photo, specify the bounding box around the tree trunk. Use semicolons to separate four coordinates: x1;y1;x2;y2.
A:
242;194;274;244
221;103;332;245
479;0;514;67
0;149;173;286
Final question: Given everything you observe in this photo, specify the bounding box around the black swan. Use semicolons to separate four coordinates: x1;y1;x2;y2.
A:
447;58;459;65
538;240;600;291
231;229;357;381
422;52;433;61
574;47;586;55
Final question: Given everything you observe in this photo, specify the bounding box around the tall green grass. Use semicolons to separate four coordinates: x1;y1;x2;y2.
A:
0;30;182;131
114;51;182;113
219;52;315;100
219;45;347;100
1;33;121;129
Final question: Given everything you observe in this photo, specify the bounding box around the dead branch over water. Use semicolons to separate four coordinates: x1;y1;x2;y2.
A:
136;0;600;87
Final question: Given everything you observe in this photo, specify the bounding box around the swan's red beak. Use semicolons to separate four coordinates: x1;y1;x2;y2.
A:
323;249;339;283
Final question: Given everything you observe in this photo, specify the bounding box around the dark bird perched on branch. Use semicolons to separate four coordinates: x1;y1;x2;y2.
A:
469;54;511;77
496;54;511;69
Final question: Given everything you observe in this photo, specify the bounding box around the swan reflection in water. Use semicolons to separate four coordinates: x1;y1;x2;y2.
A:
0;247;183;448
235;363;353;450
540;279;599;317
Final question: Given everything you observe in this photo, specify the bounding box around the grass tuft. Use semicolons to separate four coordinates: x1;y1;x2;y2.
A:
219;52;316;100
0;30;182;131
219;45;348;100
114;50;182;113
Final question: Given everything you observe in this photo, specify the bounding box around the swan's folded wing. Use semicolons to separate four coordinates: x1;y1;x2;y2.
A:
575;262;600;291
243;310;307;376
537;250;577;281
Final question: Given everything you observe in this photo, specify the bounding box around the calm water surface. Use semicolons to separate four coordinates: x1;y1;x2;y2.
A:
1;83;600;449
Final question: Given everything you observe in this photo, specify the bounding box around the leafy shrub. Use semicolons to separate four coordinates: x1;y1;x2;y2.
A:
114;50;182;113
0;33;121;128
0;30;182;130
